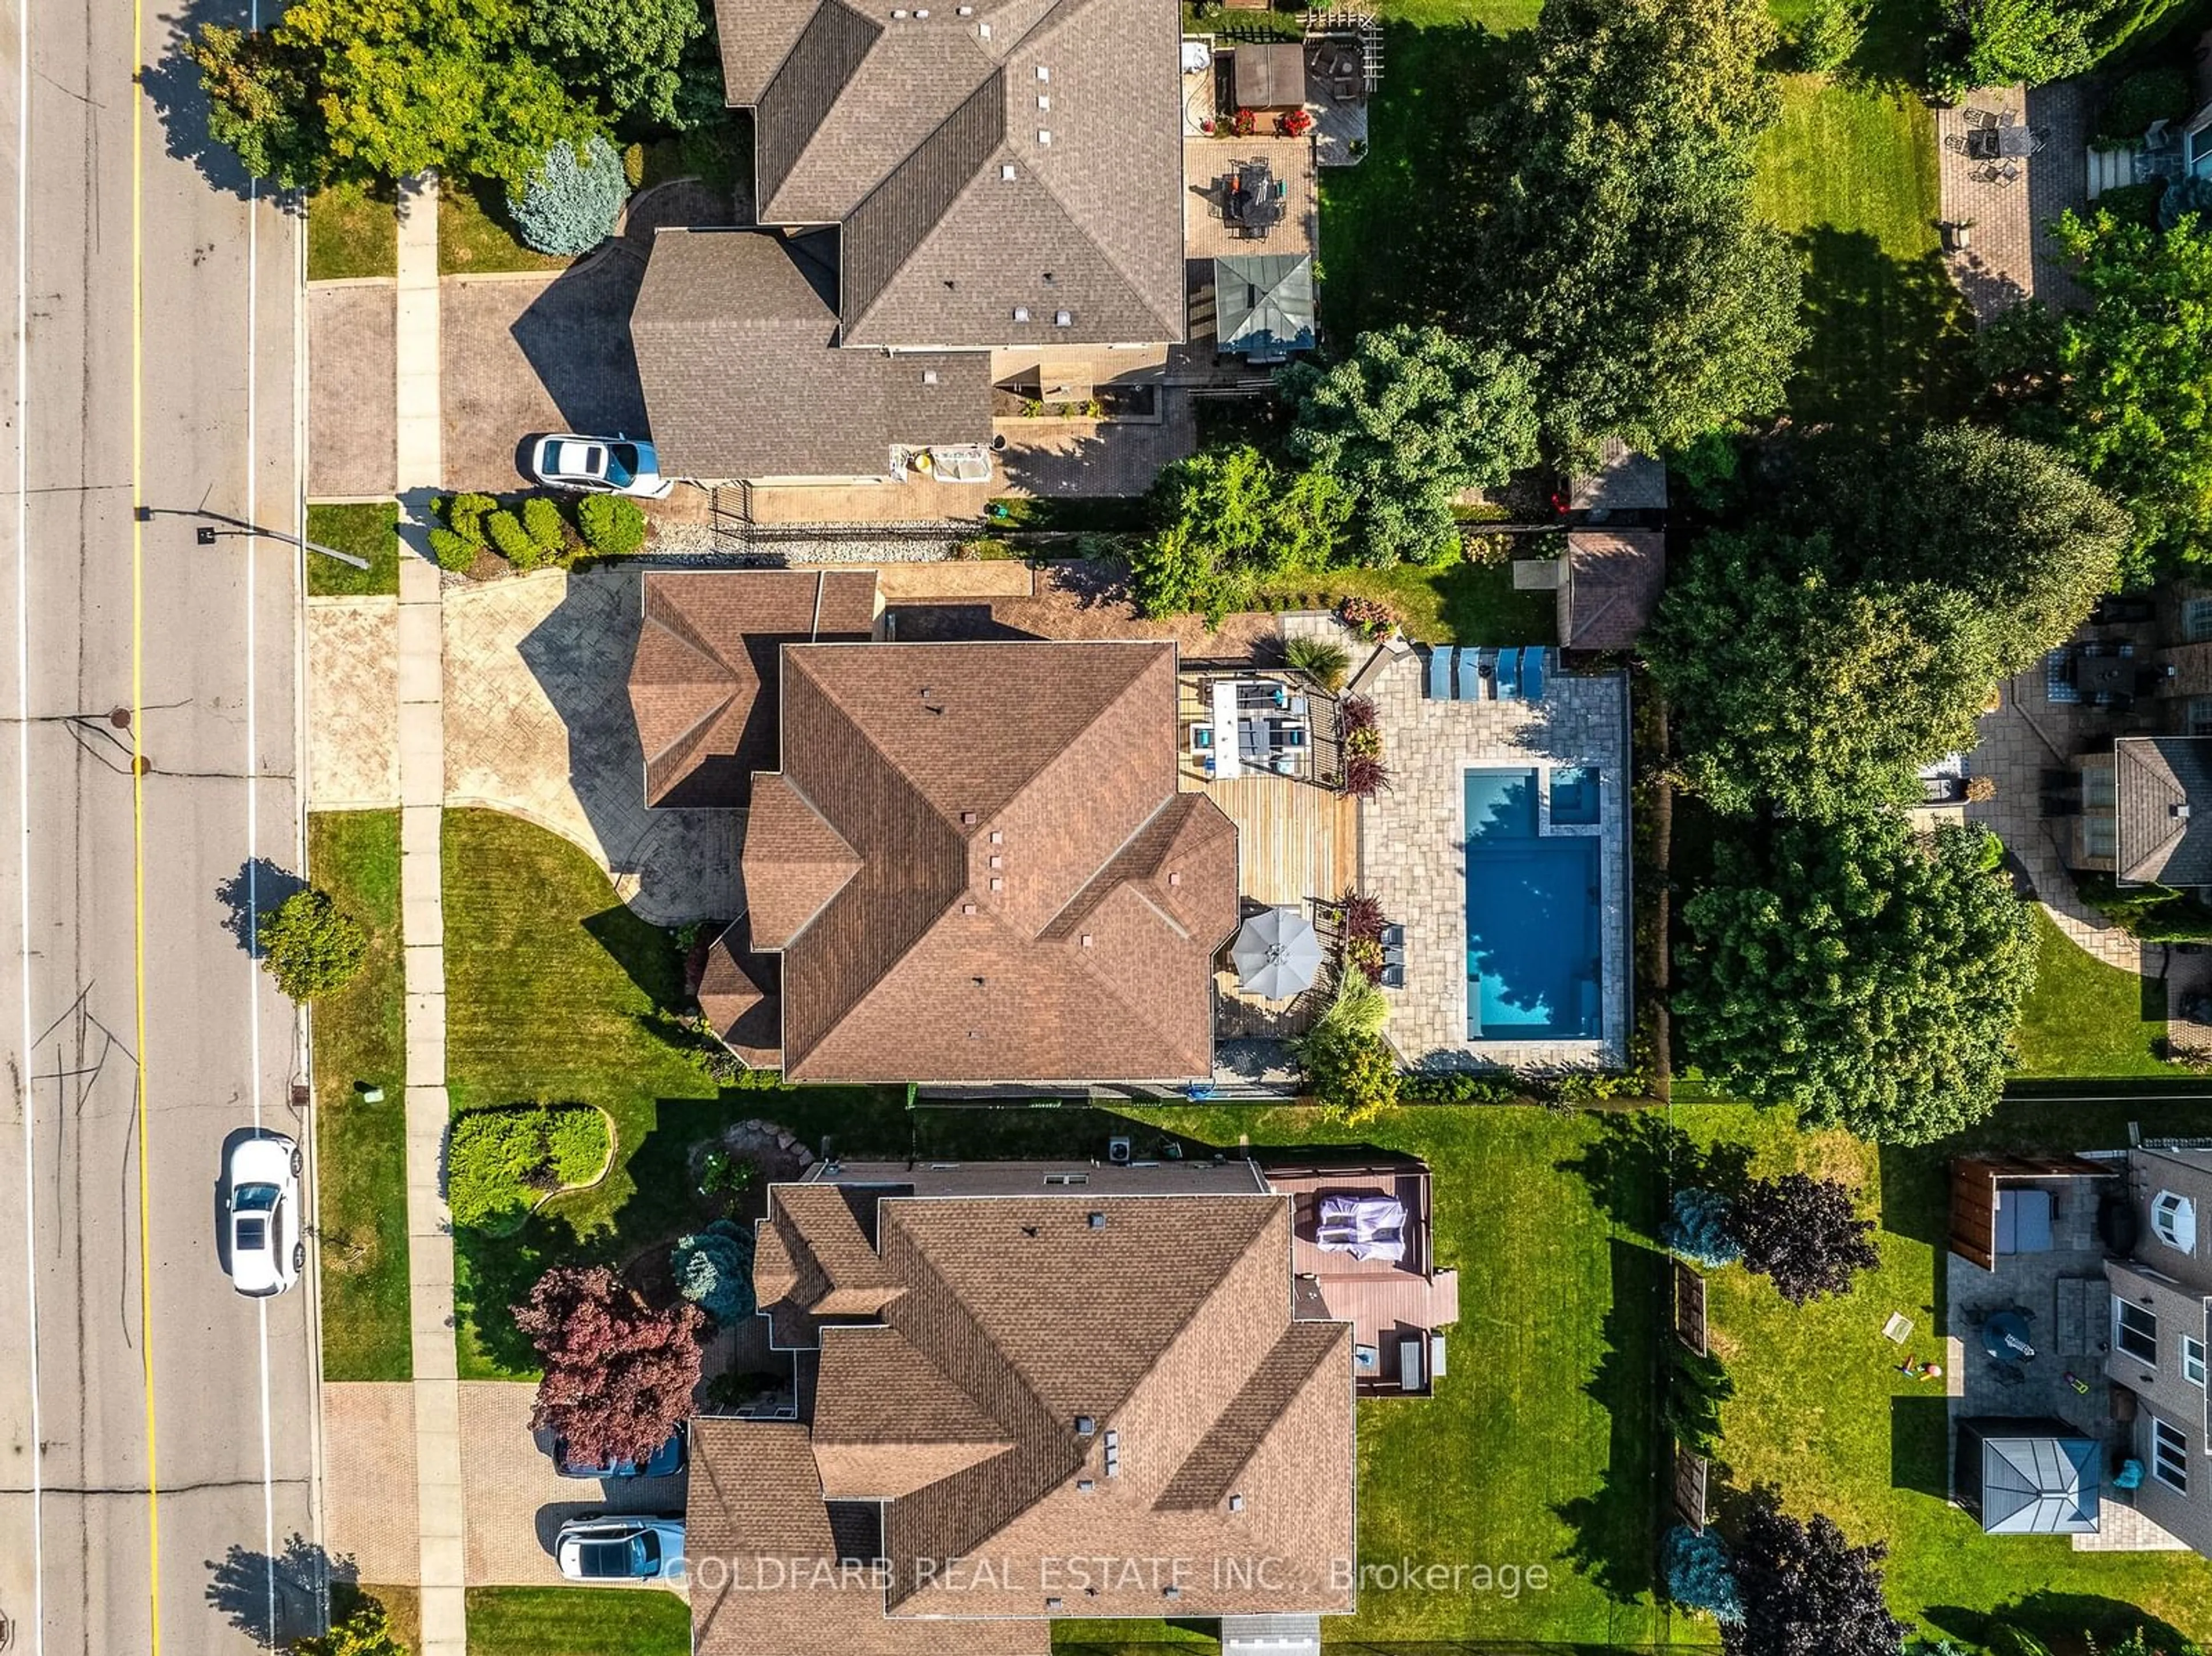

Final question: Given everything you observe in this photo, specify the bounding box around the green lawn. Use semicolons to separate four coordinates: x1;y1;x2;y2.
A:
1260;551;1555;645
439;181;574;278
1125;1104;1681;1647
464;1587;690;1655
1751;74;1975;437
308;810;411;1381
306;180;397;282
2012;904;2173;1079
306;502;400;598
1688;1100;2212;1644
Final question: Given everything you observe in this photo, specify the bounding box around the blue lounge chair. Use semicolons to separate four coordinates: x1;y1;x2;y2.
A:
1495;647;1521;699
1457;646;1483;701
1427;646;1452;700
1520;647;1546;702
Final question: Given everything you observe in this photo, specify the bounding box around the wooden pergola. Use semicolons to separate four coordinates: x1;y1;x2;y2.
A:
1948;1154;2108;1271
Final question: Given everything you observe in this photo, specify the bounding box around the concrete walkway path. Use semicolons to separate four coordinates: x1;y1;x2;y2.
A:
395;170;468;1656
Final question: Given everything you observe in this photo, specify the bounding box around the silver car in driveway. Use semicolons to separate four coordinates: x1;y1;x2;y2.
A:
555;1514;685;1581
224;1132;303;1298
528;433;676;499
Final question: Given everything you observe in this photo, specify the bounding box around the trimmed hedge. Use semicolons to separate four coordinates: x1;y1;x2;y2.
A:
447;1104;610;1230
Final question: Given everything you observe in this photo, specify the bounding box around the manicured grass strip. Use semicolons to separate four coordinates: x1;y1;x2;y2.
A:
1686;1101;2212;1640
1751;74;1975;437
306;501;400;598
309;810;411;1381
2012;904;2172;1078
1263;554;1554;646
464;1586;690;1655
439;181;574;277
1124;1104;1677;1647
306;180;397;282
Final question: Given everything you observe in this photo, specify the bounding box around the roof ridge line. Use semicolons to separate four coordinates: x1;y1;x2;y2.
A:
838;67;1007;331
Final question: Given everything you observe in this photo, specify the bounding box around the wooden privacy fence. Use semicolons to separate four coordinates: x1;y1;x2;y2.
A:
1673;1259;1707;1356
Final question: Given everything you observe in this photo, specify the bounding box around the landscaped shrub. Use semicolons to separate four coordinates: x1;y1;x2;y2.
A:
1298;1024;1399;1124
1793;0;1865;70
1336;885;1385;943
1338;595;1399;639
428;527;479;572
1665;1187;1743;1268
697;1147;757;1202
2074;870;2212;941
484;509;547;570
1311;968;1388;1042
2096;65;2190;146
437;492;498;545
447;1104;609;1229
1344;752;1391;799
1399;1069;1520;1104
260;886;369;1001
508;134;630;257
671;1218;756;1322
1662;1525;1742;1623
1283;634;1351;691
1662;1344;1734;1456
577;492;648;556
521;495;569;558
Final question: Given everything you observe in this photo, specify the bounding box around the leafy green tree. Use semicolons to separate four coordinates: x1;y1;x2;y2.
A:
295;1599;410;1656
1648;526;2002;818
1281;327;1539;565
1297;1025;1399;1126
1927;0;2108;98
260;888;369;1001
187;0;596;191
1986;210;2212;579
1129;446;1353;621
528;0;704;125
1679;814;2037;1145
1459;0;1804;454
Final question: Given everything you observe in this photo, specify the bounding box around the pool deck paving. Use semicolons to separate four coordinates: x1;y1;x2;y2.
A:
1361;646;1629;1071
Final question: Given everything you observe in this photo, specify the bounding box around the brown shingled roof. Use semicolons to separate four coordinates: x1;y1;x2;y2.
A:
1561;530;1666;653
628;570;879;808
2116;736;2212;886
747;640;1238;1082
690;1187;1355;1654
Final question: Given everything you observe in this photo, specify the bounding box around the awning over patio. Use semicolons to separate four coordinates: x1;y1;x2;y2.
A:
1958;1419;2100;1534
1232;905;1323;999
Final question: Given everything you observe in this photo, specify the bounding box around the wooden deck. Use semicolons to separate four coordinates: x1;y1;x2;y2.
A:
1205;775;1355;907
1266;1162;1457;1396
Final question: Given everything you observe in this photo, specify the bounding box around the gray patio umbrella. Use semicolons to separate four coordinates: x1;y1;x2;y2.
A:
1232;907;1324;999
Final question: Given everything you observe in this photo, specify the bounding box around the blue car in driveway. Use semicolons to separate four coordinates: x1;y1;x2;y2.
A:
554;1431;685;1480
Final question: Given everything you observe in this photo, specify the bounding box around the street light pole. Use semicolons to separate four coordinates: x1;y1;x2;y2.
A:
143;505;372;570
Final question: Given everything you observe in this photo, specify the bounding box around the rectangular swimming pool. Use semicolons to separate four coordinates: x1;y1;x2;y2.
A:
1464;768;1604;1040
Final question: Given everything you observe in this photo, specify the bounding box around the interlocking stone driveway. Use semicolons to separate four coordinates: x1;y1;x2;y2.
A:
459;1382;690;1589
309;285;399;497
322;1383;422;1585
306;597;401;807
444;567;738;924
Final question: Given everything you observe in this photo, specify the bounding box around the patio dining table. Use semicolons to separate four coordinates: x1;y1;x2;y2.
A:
1982;1308;2037;1362
2074;654;2134;699
1965;126;2039;160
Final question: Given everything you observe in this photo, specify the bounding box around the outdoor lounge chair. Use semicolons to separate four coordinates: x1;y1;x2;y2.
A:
1427;646;1452;700
1520;647;1546;702
1457;646;1484;701
1495;647;1522;699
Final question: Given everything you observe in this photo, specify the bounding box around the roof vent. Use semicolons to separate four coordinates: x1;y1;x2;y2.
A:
1075;1479;1094;1492
1037;94;1050;111
1046;1598;1063;1610
1168;870;1181;887
1088;1211;1107;1229
990;876;1004;890
2179;804;2195;820
961;810;978;825
979;19;990;35
1001;163;1017;180
1054;309;1073;327
1037;129;1052;146
922;369;938;385
962;902;978;915
1013;305;1031;322
1036;64;1050;80
990;830;1003;843
957;3;972;10
972;975;986;987
891;6;906;13
1080;933;1093;948
1075;1415;1096;1435
915;6;929;13
1229;1493;1245;1512
1163;1586;1180;1601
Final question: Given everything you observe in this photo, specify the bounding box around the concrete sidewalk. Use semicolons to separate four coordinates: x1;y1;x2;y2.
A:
395;169;468;1656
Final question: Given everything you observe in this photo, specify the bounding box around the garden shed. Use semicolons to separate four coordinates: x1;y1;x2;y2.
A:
1947;1155;2108;1271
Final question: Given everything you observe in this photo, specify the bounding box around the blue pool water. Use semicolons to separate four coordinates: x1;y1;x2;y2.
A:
1550;766;1601;826
1464;769;1604;1040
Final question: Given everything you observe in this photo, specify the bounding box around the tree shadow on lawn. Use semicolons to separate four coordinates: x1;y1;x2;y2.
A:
582;902;690;1011
1789;228;1976;441
1926;1590;2198;1653
1558;1111;1755;1246
1555;1237;1670;1606
1891;1393;1952;1500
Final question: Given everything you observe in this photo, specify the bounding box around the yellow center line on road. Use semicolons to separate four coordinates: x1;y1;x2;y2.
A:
129;0;162;1644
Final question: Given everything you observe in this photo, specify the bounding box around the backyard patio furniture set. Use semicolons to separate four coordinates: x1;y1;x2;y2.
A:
1425;645;1553;703
2043;641;2178;713
1944;107;2047;187
1191;676;1312;778
1220;161;1289;238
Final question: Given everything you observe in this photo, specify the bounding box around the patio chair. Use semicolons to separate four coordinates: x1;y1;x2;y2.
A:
1970;164;2002;185
1426;646;1452;701
1996;108;2018;126
1379;923;1406;950
1942;133;1972;154
1495;647;1522;700
1997;162;2023;187
1379;962;1405;989
1964;107;1998;129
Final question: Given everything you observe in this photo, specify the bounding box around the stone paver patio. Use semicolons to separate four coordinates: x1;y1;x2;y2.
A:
443;567;738;924
306;597;400;807
1937;80;2088;323
1361;648;1629;1070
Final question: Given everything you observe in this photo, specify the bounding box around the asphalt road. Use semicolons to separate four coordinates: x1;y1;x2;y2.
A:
0;0;320;1648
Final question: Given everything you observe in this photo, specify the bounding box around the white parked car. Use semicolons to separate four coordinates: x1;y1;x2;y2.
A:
528;433;675;499
555;1514;685;1581
224;1133;303;1298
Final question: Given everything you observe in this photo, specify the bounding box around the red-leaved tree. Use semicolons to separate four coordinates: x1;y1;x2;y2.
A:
513;1265;706;1465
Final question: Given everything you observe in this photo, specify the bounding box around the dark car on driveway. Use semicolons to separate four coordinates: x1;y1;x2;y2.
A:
554;1431;684;1480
